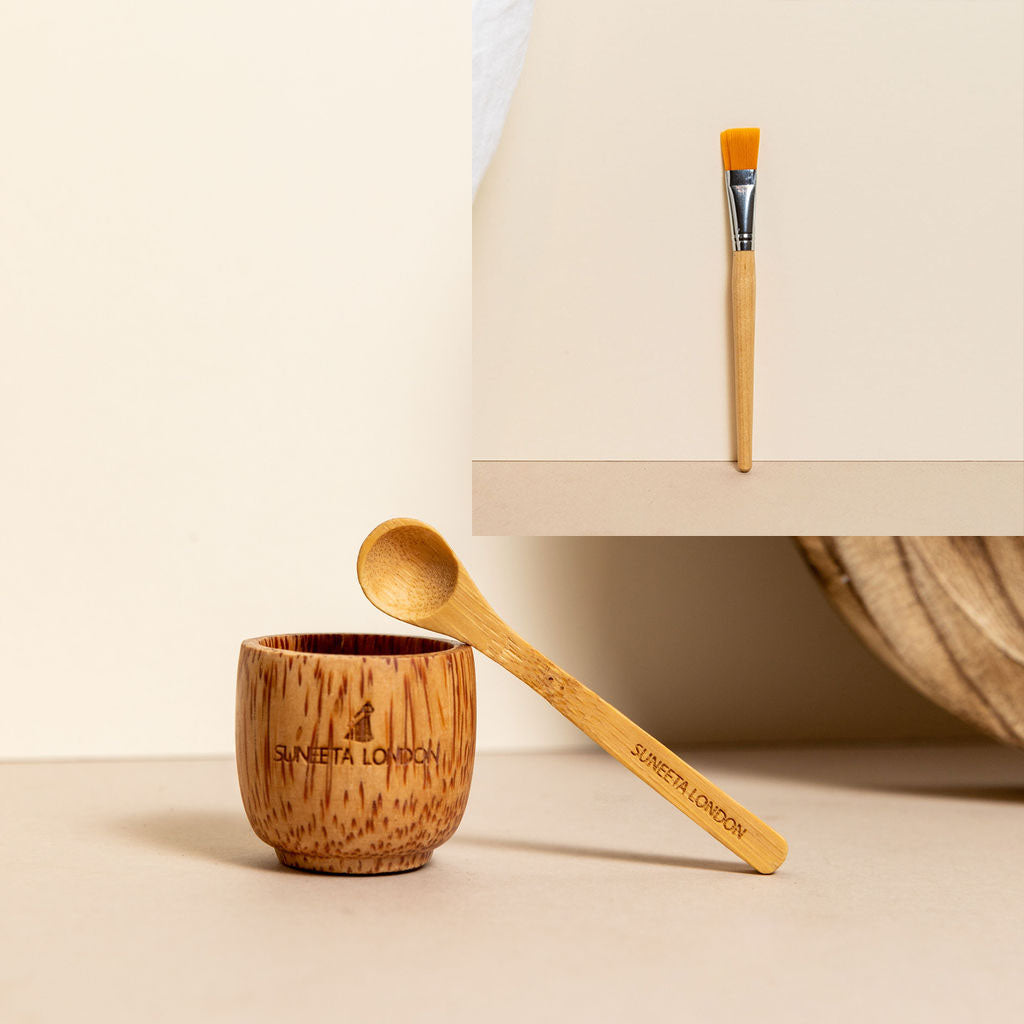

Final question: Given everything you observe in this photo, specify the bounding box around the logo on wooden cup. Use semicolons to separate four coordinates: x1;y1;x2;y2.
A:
344;701;375;743
272;699;442;767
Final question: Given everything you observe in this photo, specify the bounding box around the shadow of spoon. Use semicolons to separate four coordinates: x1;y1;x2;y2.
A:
454;834;756;874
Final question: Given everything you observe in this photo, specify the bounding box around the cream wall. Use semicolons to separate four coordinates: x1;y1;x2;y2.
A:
1;3;976;759
474;0;1024;463
0;1;479;758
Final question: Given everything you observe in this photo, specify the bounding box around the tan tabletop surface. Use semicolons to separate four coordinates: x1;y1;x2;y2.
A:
472;460;1024;536
3;743;1023;1022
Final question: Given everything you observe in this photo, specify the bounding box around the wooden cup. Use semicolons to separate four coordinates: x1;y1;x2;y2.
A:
236;633;475;874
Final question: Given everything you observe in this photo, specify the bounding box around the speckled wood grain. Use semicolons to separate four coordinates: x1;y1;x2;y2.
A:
237;633;475;874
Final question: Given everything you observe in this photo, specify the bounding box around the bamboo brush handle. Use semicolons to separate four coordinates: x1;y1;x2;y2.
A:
732;251;755;472
484;633;787;874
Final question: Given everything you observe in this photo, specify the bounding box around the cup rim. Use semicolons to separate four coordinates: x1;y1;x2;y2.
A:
241;632;469;661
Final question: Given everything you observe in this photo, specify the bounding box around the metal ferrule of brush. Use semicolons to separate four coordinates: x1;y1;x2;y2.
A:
725;169;757;251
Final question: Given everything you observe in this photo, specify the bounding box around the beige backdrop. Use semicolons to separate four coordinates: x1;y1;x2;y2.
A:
1;2;978;758
474;0;1024;464
0;0;476;758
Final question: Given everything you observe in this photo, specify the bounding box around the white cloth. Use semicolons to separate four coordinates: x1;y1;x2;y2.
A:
472;0;534;197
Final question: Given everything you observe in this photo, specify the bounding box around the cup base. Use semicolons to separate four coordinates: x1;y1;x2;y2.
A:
275;848;433;875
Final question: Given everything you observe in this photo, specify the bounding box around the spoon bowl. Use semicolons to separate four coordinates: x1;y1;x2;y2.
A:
358;519;462;624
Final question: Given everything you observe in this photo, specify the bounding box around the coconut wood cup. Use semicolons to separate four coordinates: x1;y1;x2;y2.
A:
236;633;475;874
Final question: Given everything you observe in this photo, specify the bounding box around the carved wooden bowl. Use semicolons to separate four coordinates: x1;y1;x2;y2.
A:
797;537;1024;748
236;633;476;874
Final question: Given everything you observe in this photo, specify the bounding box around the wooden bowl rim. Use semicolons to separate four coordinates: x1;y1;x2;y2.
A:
240;632;469;662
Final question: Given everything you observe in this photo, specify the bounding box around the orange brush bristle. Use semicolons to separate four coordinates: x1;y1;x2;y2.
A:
720;128;760;171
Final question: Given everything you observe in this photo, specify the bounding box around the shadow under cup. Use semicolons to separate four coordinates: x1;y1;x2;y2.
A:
236;633;476;874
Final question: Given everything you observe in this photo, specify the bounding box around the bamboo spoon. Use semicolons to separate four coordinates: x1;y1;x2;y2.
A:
357;518;788;874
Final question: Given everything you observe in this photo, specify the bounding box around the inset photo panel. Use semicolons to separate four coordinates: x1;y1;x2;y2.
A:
473;0;1024;535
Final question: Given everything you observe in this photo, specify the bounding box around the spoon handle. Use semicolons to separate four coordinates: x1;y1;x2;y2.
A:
482;632;787;874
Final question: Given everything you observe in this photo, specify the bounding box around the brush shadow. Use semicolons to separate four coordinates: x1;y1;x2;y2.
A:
111;809;283;872
455;834;753;874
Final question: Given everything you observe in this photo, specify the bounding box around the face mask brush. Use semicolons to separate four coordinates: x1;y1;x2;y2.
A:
721;127;760;473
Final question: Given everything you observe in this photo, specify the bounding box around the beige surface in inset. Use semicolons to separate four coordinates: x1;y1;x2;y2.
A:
3;747;1023;1021
473;0;1024;463
473;461;1024;535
